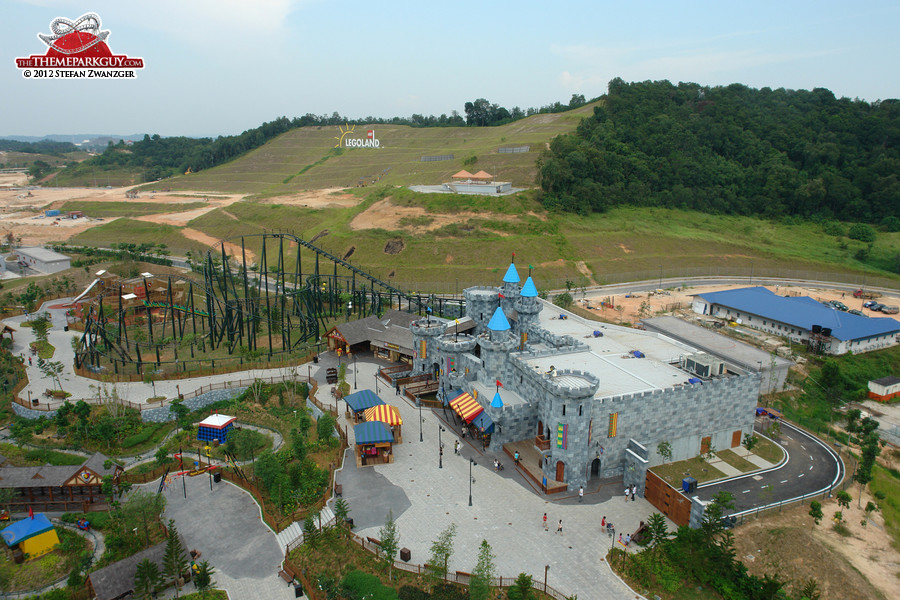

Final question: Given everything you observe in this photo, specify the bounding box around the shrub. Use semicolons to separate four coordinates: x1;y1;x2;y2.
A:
340;570;399;600
120;426;159;449
848;223;876;243
399;586;429;600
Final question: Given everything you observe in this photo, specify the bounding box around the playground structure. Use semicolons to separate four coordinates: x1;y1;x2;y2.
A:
73;232;464;379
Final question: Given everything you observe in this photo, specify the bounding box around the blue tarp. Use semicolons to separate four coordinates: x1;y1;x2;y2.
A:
632;350;645;358
2;514;53;547
354;421;394;445
470;410;495;434
688;377;702;384
344;389;385;413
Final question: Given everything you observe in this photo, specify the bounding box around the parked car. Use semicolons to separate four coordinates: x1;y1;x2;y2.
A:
881;305;899;315
869;303;885;312
863;300;877;308
833;301;849;311
847;309;865;316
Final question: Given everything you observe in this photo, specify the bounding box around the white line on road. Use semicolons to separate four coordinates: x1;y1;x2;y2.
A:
742;490;750;494
780;480;788;484
798;473;805;478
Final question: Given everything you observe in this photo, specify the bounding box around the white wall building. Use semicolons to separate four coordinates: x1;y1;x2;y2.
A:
15;247;71;274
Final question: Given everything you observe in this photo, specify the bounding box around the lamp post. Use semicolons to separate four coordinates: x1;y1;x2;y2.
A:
468;458;476;506
439;425;445;469
353;353;357;390
658;264;662;290
419;398;423;442
544;565;549;594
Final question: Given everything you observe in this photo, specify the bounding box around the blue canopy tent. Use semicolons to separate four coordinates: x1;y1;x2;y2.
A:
344;389;385;421
353;421;395;466
470;410;495;435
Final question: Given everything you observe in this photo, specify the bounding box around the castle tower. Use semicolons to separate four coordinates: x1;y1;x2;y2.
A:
476;307;516;386
436;332;477;393
514;275;541;344
499;262;521;315
409;314;444;376
465;287;500;336
538;370;600;491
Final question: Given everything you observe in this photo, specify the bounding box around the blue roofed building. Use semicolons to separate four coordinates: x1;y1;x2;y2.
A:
691;287;900;354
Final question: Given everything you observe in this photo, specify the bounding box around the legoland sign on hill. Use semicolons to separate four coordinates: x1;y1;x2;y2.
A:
334;124;381;149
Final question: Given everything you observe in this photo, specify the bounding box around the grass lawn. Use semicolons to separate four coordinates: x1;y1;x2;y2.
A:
651;457;726;486
715;449;757;473
178;591;228;600
59;200;207;218
870;462;900;550
752;434;785;464
30;341;55;359
0;442;86;466
0;527;88;593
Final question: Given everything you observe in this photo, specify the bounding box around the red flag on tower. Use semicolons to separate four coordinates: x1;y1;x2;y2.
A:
28;506;34;519
496;380;503;388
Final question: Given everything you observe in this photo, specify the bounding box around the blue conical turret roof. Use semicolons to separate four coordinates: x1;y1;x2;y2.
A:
520;276;537;297
487;307;511;331
491;392;504;408
502;263;520;283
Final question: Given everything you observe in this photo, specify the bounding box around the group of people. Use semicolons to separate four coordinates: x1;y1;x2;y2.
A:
542;512;564;535
624;484;637;501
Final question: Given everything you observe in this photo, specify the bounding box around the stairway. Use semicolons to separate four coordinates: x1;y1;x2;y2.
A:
275;504;338;553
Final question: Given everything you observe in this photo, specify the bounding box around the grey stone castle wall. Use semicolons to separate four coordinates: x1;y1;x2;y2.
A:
465;287;499;336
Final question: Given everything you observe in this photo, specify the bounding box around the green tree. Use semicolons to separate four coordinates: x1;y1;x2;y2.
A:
37;358;65;391
809;501;824;526
317;412;338;448
645;512;670;556
303;514;320;548
426;523;457;587
193;560;216;598
848;223;876;242
835;490;852;509
799;578;821;600
656;441;672;464
378;510;400;578
469;539;496;600
162;520;188;597
553;292;573;310
133;558;162;599
507;573;533;600
742;433;759;452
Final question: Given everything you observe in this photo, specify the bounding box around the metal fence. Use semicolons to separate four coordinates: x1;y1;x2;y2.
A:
387;267;899;296
498;145;530;153
420;154;454;162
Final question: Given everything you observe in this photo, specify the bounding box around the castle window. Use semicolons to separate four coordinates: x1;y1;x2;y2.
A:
578;405;583;416
562;405;566;416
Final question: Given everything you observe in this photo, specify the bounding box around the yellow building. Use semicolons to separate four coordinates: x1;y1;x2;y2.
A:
1;513;60;559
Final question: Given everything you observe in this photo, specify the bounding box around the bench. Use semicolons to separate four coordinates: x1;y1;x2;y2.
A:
278;569;295;585
366;536;382;548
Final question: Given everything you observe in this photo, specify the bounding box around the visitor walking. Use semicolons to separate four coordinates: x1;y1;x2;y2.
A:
578;486;584;502
543;513;548;530
601;515;606;528
556;519;563;535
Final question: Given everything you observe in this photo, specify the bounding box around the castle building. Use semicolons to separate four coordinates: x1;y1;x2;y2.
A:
410;262;759;494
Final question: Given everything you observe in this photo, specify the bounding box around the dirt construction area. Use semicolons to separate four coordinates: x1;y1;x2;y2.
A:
579;283;900;327
0;185;367;246
733;489;899;600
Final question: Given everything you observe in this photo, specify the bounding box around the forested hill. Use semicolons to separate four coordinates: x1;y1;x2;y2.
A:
538;79;900;223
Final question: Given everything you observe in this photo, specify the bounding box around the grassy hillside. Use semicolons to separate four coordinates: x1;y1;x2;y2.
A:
58;200;207;218
136;103;599;196
69;187;900;293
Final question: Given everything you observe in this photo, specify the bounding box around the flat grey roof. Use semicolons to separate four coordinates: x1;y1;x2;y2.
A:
524;300;706;399
641;316;793;371
16;246;69;263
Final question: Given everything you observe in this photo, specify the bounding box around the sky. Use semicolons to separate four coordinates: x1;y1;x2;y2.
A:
2;0;899;138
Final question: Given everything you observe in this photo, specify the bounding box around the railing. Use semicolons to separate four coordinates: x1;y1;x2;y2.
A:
535;435;550;451
13;374;313;413
284;530;570;600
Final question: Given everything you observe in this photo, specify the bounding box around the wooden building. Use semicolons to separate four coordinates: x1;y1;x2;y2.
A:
0;452;122;513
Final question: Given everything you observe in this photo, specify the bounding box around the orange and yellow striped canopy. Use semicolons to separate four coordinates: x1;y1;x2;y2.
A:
364;404;403;426
450;392;484;423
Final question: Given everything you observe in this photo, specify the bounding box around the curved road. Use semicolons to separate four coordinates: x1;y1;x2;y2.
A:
696;417;844;514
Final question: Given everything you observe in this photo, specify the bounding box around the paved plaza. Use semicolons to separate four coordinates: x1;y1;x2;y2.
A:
3;299;651;600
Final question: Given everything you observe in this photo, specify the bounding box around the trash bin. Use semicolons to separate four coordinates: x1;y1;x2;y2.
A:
63;325;69;332
313;355;318;363
345;517;353;528
294;583;304;598
213;472;222;483
400;548;411;562
682;477;697;494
